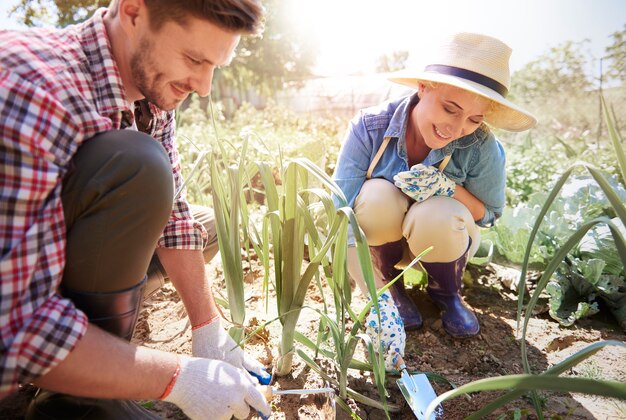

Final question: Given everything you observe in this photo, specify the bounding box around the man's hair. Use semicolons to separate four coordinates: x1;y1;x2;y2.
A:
108;0;265;34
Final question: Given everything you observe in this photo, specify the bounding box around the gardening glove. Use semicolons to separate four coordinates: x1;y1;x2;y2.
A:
192;317;270;383
393;163;455;203
163;355;272;420
365;292;406;371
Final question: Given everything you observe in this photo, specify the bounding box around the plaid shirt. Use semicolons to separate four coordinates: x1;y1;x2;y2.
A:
0;9;206;397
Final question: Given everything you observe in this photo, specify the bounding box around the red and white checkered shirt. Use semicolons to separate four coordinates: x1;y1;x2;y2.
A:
0;9;206;397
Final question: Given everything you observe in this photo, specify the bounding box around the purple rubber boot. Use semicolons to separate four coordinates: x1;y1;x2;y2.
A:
422;241;480;337
370;239;423;330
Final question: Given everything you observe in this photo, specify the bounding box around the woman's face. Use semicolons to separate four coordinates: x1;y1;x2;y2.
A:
412;83;491;150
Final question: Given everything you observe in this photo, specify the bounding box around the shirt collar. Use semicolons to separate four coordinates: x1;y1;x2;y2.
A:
79;8;134;120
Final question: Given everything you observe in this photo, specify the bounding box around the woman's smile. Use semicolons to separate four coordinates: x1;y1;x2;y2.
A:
434;125;452;140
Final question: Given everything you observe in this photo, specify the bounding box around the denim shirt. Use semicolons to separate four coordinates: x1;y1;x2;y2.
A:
333;93;506;233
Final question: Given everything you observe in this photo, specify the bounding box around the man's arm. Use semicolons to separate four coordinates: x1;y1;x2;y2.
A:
34;324;176;399
155;247;219;326
33;323;272;419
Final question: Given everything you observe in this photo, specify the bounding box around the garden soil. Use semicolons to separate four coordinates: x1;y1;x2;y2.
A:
2;258;624;419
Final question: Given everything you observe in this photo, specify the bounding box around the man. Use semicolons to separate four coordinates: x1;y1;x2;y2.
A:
0;0;272;419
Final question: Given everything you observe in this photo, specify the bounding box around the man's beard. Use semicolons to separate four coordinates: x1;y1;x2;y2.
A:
129;37;180;111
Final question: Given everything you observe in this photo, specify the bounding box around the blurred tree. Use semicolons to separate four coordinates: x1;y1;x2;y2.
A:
510;40;591;104
214;0;317;106
10;0;318;106
375;50;409;73
509;40;598;134
509;36;625;141
11;0;108;27
605;24;626;85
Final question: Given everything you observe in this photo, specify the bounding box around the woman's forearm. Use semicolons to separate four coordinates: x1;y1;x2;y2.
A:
452;185;486;222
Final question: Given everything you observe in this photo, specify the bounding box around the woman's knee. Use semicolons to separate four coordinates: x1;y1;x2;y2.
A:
403;196;478;262
354;178;409;245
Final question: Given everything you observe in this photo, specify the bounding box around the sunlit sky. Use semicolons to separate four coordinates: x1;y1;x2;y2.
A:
1;0;624;78
285;0;625;77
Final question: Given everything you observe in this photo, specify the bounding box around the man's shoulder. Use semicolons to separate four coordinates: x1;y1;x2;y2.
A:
1;27;85;86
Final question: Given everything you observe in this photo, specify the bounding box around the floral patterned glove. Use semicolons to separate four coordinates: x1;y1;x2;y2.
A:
393;163;455;203
365;292;406;371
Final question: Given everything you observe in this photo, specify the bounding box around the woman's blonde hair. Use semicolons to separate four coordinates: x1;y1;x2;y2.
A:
418;81;499;117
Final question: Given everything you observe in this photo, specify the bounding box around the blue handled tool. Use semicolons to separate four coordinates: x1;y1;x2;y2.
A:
248;368;272;385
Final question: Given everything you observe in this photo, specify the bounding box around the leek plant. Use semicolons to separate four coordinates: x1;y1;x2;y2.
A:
423;96;626;419
205;104;433;417
209;137;254;343
214;154;391;415
253;157;368;376
262;157;432;416
230;152;421;416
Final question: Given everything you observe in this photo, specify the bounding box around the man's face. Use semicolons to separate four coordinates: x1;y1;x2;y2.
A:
129;14;240;111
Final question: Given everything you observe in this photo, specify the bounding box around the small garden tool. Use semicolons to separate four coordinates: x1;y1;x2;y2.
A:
259;385;335;398
395;355;443;419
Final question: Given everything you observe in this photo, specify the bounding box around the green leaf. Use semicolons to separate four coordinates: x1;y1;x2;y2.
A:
428;373;626;420
602;96;626;186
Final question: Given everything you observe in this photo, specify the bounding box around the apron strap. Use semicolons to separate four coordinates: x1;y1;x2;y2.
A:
367;137;392;179
438;154;452;172
366;137;452;179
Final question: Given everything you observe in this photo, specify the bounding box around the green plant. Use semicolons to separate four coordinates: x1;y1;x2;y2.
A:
210;137;251;343
424;340;626;419
208;122;396;415
257;158;349;375
514;97;626;416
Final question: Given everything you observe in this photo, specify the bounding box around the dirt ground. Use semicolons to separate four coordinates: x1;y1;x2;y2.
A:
2;256;625;420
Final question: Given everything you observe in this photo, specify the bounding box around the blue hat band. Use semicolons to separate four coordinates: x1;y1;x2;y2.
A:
424;64;508;97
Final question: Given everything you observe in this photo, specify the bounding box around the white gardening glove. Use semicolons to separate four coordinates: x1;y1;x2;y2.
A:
192;317;269;382
365;292;407;371
163;355;272;420
393;163;455;203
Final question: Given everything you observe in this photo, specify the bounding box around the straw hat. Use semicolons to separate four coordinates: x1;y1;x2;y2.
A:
389;32;537;132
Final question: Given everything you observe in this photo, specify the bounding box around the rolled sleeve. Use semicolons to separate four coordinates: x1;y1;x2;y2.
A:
1;296;88;396
463;135;506;227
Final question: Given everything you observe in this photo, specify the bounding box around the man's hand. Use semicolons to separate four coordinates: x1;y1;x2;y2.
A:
365;292;406;371
393;164;455;203
192;317;269;381
163;355;271;420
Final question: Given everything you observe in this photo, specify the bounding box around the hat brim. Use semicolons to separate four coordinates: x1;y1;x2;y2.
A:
388;70;537;132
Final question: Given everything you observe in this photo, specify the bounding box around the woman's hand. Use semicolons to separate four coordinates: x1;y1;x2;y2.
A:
393;164;455;202
365;292;406;370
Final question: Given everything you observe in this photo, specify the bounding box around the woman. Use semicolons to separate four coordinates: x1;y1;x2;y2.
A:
334;33;536;349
